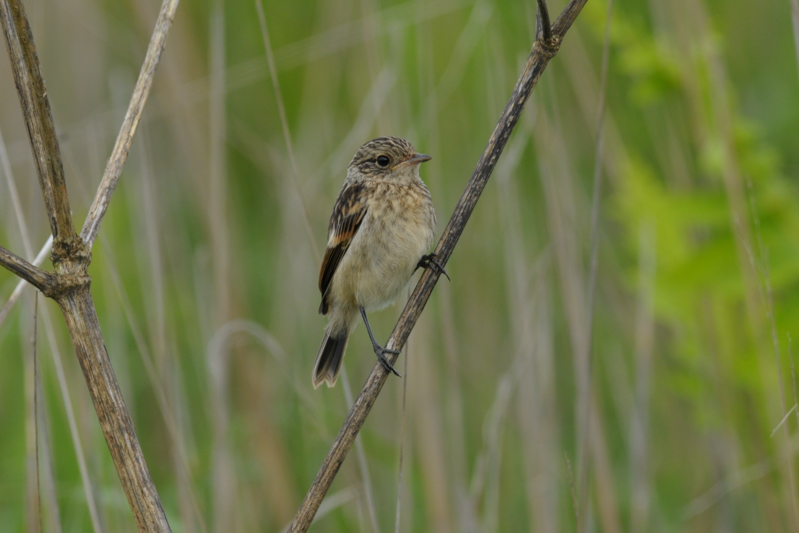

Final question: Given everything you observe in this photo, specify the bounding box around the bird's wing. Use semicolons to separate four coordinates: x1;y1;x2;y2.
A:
318;181;367;315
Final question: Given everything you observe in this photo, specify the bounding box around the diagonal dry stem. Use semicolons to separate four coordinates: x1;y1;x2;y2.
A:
0;236;52;328
81;0;180;247
0;245;55;293
287;1;588;530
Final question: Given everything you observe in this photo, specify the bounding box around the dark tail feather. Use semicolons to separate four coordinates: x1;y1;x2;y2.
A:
312;330;349;388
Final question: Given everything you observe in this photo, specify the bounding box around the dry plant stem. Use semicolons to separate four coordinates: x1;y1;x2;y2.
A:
0;236;52;328
0;0;179;530
288;1;587;530
58;286;171;532
0;245;54;292
81;0;180;247
0;0;77;252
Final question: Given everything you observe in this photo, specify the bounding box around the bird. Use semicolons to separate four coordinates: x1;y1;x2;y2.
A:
313;136;443;388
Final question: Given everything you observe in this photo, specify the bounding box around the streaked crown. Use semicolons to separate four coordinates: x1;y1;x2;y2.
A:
348;136;421;178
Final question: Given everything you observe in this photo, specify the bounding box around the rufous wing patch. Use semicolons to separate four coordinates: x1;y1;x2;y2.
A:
318;182;367;314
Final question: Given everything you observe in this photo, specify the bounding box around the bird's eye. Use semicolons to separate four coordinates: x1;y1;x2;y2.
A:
376;155;390;167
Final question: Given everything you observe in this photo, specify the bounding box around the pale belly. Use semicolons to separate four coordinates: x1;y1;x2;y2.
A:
329;208;435;312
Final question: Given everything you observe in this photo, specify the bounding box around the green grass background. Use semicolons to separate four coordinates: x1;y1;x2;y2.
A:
2;0;799;531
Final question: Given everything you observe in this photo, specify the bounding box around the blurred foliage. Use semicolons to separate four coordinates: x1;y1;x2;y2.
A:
2;0;799;531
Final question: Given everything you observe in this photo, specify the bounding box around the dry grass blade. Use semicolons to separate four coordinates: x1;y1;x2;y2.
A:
577;0;613;524
26;294;42;533
340;371;381;533
255;0;319;260
393;348;410;533
81;0;180;247
0;124;34;256
39;306;103;531
287;1;588;530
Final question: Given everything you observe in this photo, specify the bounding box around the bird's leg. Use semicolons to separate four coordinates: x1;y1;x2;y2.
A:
359;307;401;377
417;253;450;281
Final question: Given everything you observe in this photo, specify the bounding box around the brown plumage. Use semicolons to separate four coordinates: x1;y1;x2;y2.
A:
313;137;437;388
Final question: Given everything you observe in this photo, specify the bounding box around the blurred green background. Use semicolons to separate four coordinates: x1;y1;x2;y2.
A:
2;0;799;530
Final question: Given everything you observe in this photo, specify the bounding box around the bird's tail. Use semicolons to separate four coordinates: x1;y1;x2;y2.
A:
312;329;350;388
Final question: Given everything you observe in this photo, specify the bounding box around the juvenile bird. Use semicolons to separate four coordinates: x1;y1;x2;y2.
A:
313;137;440;388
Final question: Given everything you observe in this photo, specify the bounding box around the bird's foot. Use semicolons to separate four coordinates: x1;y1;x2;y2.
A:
418;253;450;281
374;345;402;377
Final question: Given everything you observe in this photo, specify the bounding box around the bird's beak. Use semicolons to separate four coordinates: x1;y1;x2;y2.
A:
394;153;432;170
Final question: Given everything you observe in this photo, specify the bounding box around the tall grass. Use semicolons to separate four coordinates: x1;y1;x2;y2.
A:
2;0;799;530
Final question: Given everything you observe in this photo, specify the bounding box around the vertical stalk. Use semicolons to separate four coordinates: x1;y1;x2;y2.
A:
57;286;171;532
